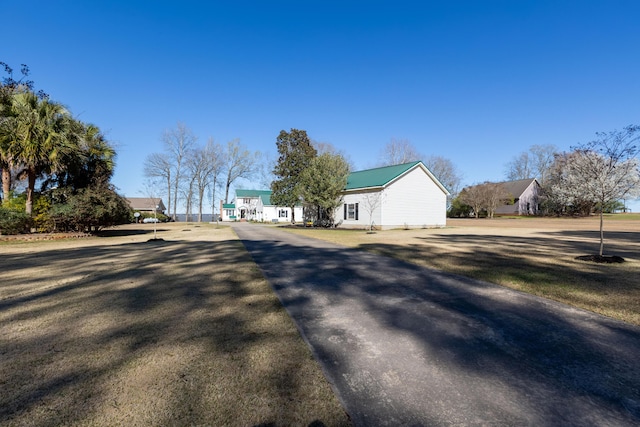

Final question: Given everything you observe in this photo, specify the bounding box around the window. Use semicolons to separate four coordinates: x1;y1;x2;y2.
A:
243;198;251;204
344;203;359;220
279;209;288;218
225;209;234;216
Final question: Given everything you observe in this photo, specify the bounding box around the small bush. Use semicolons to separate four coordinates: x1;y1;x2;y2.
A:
0;207;30;235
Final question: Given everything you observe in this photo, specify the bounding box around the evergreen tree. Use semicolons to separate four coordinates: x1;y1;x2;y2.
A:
300;152;349;226
271;129;317;223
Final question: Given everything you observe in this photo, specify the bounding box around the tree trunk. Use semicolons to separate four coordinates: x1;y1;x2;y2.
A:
25;169;36;216
290;205;296;224
1;168;11;205
599;209;604;256
224;177;231;203
166;174;171;221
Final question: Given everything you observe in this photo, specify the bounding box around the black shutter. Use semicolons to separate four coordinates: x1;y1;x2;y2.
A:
344;204;347;220
355;203;359;220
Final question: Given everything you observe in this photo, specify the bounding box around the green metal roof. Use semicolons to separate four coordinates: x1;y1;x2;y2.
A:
222;203;235;209
259;193;272;205
236;189;272;198
345;161;422;190
231;161;449;200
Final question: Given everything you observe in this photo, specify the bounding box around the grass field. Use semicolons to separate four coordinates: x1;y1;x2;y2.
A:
282;215;640;326
0;224;351;426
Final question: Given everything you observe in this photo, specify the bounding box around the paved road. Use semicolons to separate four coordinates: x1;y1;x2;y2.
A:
232;223;640;426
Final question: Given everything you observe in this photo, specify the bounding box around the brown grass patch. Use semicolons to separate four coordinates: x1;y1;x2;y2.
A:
0;224;350;426
282;216;640;326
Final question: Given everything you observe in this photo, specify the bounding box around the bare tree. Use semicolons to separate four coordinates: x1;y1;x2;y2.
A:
186;139;224;222
484;182;511;218
143;153;172;216
504;151;532;181
162;122;196;219
223;139;258;203
179;159;197;222
424;155;462;197
459;182;511;218
505;144;557;184
361;191;384;231
529;144;557;185
257;150;276;189
204;138;225;219
378;138;422;166
458;184;486;218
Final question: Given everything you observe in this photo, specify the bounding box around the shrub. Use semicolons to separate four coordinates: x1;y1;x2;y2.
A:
0;207;30;235
50;185;132;232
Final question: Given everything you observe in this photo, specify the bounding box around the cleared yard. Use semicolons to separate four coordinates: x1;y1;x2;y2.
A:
283;215;640;326
0;224;351;426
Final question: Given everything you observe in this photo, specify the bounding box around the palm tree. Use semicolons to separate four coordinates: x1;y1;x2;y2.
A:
0;86;17;204
7;91;75;215
50;121;115;190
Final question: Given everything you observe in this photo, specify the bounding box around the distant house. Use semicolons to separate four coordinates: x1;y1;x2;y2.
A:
220;203;237;221
494;178;541;216
336;161;450;229
220;189;302;222
126;197;166;214
255;191;303;223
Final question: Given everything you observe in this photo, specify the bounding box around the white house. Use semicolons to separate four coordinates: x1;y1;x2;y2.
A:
220;189;302;223
255;192;303;223
335;161;450;229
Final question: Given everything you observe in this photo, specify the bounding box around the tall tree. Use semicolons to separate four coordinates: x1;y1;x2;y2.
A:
271;129;317;224
162;122;196;220
186;140;223;222
223;138;258;203
300;152;350;226
204;138;224;218
5;91;75;215
0;96;15;203
1;62;48;203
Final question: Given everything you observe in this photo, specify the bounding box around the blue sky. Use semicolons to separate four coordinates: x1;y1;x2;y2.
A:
3;1;640;211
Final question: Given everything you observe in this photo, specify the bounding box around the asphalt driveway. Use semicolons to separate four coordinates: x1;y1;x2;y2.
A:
232;223;640;426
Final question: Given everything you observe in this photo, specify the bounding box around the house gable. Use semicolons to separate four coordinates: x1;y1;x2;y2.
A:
495;178;541;215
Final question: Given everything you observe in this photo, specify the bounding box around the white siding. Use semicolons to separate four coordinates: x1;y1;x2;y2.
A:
258;205;302;223
382;166;447;228
335;190;383;228
335;165;447;229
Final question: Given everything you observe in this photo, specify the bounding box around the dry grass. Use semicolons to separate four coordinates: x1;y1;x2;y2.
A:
282;216;640;326
0;224;350;426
